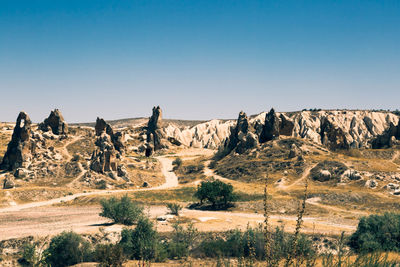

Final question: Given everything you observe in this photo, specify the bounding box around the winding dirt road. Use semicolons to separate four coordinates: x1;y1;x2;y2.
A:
0;155;178;213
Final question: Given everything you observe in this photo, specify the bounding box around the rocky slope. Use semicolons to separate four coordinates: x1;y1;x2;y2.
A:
159;110;400;150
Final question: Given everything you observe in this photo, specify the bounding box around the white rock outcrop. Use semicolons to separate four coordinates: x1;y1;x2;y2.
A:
160;110;399;150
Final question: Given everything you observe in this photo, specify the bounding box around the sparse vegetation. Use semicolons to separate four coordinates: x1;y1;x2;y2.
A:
166;203;183;216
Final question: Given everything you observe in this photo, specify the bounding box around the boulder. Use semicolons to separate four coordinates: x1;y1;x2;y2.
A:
39;109;68;135
0;112;33;171
319;170;332;181
288;144;300;159
14;168;28;179
342;169;362;181
117;165;127;177
3;177;15;189
365;179;378;189
385;183;400;191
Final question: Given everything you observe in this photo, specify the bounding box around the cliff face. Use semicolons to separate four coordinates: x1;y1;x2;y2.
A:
159;110;400;150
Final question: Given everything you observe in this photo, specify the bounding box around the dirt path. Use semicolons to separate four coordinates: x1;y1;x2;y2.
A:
0;204;358;241
0;155;178;213
278;163;317;190
0;150;359;240
60;135;81;161
391;150;400;162
305;197;368;216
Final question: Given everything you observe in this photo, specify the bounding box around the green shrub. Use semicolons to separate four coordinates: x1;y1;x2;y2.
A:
349;213;400;253
198;226;315;263
166;203;182;216
194;179;236;209
166;222;198;259
172;157;182;170
119;217;158;261
100;195;143;225
94;243;126;267
185;164;204;174
45;231;92;267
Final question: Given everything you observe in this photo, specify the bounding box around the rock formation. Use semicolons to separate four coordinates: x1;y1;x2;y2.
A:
0;112;33;171
220;111;258;155
259;108;295;143
131;109;399;152
145;106;167;156
90;133;118;173
288;144;301;159
90;118;125;173
94;118;124;152
371;120;400;148
39;109;68;135
320;118;349;150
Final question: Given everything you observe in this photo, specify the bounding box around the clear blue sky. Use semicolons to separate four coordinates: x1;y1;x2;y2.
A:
1;0;399;122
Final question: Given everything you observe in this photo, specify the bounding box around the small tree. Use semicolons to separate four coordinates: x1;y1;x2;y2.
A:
45;231;92;267
166;222;198;259
194;178;236;209
166;203;183;216
100;195;143;225
119;217;158;262
172;157;182;170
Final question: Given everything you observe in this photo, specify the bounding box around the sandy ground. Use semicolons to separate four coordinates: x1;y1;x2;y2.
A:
0;204;357;241
0;149;358;241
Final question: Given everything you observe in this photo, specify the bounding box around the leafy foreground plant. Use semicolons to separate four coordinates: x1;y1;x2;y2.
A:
100;195;144;225
349;213;400;253
119;217;166;263
19;238;49;267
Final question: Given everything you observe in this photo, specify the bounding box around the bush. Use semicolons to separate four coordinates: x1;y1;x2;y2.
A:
100;195;143;225
166;222;198;259
185;164;204;174
198;226;315;263
172;157;182;170
119;217;159;261
194;178;236;209
349;213;400;253
45;231;92;267
166;203;182;216
94;243;126;267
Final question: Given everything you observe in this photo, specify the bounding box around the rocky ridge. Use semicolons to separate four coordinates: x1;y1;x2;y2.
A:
158;110;400;151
